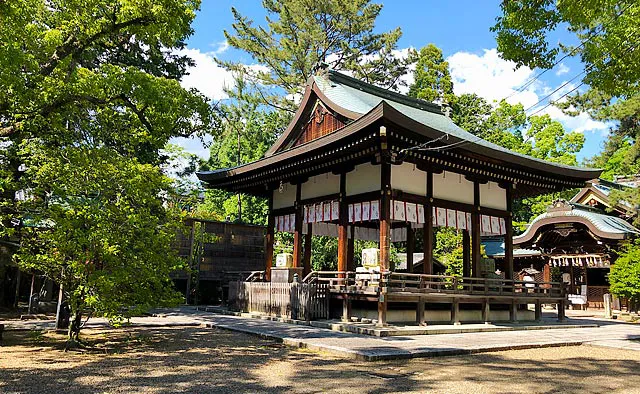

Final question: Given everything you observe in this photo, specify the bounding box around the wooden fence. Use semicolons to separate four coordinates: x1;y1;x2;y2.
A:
228;281;329;321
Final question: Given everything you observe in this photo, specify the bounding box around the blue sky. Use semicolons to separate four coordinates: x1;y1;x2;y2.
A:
174;0;611;162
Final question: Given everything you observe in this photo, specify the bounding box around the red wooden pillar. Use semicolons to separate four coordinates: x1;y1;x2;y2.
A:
504;183;514;280
379;162;391;271
471;181;481;277
265;195;275;281
303;223;312;277
293;183;303;268
337;173;348;273
347;224;356;271
423;171;433;274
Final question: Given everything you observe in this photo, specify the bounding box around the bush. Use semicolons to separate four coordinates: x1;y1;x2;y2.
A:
609;239;640;311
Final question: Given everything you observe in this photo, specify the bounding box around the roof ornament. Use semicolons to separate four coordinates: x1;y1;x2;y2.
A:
441;103;452;118
312;61;330;76
548;199;572;212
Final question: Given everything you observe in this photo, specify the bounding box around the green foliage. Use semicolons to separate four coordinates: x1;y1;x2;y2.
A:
311;236;338;271
492;0;640;98
1;0;214;340
221;0;415;111
408;44;454;104
16;146;185;338
434;227;463;277
609;239;640;310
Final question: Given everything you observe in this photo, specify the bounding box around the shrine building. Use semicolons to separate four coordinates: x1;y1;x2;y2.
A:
197;67;602;325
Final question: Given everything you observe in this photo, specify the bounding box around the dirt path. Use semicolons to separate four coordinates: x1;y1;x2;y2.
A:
1;326;639;393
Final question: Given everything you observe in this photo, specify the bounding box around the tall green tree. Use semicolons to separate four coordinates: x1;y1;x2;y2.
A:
1;0;215;341
220;0;415;111
17;146;185;342
408;44;454;105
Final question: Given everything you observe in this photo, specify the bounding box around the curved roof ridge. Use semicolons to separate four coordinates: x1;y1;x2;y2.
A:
324;69;444;114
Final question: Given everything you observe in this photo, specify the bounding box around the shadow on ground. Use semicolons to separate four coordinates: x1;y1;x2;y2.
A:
1;326;640;394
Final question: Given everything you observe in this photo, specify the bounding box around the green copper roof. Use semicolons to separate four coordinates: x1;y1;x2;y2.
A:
314;70;599;174
515;201;640;243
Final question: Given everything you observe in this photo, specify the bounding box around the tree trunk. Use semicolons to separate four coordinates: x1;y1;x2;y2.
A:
67;310;82;342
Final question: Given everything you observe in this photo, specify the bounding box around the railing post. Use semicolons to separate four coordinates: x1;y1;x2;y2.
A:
558;283;567;322
305;283;312;322
377;272;388;327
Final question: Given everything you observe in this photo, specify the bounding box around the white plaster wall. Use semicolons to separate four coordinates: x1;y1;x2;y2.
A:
480;181;507;210
346;163;381;196
272;182;296;209
302;172;340;200
391;162;427;196
432;171;474;204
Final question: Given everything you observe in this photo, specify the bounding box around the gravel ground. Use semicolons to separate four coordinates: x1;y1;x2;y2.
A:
1;326;640;394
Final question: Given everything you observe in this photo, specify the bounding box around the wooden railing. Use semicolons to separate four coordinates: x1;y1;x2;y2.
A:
304;271;565;299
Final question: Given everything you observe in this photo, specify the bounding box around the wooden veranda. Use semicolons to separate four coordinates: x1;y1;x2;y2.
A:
306;271;566;323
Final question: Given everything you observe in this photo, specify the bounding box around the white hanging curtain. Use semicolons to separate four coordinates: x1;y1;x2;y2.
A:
275;213;296;233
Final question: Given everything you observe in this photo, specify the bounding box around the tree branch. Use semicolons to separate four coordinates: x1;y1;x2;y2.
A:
40;16;154;76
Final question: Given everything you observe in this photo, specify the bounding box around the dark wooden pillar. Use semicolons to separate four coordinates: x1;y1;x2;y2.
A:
303;223;312;277
462;230;471;277
265;195;275;281
509;299;517;322
451;299;460;325
379;162;391;271
504;184;514;280
293;183;303;268
416;297;425;325
342;298;351;322
471;182;481;277
347;224;356;271
338;173;348;273
406;224;414;273
423;171;433;274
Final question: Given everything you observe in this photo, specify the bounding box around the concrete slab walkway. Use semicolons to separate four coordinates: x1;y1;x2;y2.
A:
3;307;640;361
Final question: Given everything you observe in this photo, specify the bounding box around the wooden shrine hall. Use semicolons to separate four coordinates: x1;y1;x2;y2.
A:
197;67;601;325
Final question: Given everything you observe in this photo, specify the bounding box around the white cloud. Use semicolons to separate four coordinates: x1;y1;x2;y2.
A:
446;48;609;135
212;40;230;55
556;63;570;76
175;47;234;100
448;48;538;108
